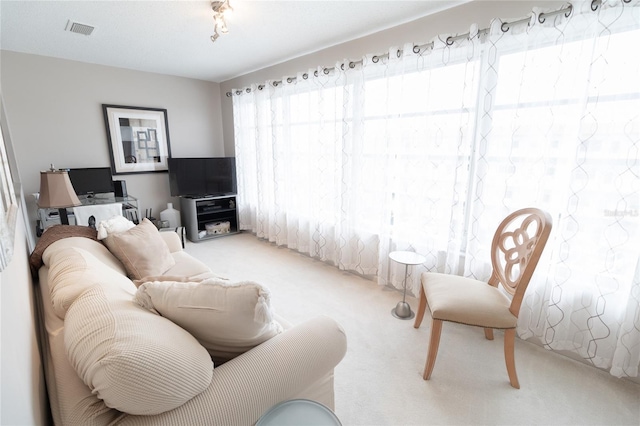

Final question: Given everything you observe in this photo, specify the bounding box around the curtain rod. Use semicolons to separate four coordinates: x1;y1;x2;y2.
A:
226;2;583;97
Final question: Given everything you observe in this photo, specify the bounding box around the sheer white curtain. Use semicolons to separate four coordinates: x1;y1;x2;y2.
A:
233;66;381;274
478;1;640;377
360;35;483;291
232;0;640;377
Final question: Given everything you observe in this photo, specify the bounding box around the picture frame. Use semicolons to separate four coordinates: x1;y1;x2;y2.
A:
102;104;172;174
0;97;18;272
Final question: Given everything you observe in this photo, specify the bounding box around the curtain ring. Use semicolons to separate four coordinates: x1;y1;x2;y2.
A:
286;77;294;83
396;49;401;58
372;55;379;63
235;90;242;95
323;68;330;75
349;62;356;69
446;36;454;46
246;88;251;93
565;4;573;16
591;0;599;11
340;63;345;71
226;92;232;97
413;45;421;54
501;21;510;32
314;70;319;77
303;73;308;79
538;13;546;24
258;84;264;90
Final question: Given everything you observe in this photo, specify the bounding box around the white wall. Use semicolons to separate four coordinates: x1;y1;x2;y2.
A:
0;207;49;425
0;51;224;228
219;0;565;155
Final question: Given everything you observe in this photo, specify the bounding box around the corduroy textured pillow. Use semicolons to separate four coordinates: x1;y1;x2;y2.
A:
46;246;134;319
64;284;213;415
135;278;283;363
103;218;175;280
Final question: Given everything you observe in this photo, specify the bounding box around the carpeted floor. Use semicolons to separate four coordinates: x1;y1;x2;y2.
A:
185;232;640;426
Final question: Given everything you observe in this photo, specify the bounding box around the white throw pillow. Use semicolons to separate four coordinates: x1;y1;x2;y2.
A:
96;214;135;240
64;284;213;415
135;279;283;363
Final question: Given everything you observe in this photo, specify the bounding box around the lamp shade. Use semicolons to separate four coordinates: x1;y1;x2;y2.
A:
38;170;81;209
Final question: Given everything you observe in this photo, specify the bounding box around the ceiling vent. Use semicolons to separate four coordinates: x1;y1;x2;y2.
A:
65;20;95;36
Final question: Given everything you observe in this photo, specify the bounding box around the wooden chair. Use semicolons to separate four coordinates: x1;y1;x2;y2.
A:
413;208;552;388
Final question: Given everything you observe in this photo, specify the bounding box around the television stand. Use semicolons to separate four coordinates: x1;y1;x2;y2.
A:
180;194;239;242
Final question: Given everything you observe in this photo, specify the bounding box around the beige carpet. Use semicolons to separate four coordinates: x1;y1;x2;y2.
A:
185;232;640;426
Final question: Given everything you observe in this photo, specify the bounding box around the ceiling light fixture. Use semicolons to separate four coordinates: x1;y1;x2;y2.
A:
211;0;233;43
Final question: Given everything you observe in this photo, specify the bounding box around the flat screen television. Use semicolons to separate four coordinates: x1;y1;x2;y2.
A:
168;157;237;197
65;167;114;196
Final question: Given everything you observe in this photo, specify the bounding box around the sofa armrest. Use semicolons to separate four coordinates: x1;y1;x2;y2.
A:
158;230;183;253
121;315;347;426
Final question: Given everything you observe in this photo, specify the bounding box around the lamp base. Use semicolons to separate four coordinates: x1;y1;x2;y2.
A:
391;302;414;320
58;208;70;225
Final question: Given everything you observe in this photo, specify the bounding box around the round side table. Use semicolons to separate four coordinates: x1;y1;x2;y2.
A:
389;251;426;320
256;399;341;426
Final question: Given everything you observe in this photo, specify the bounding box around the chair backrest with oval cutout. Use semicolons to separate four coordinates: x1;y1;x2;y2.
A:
488;208;553;316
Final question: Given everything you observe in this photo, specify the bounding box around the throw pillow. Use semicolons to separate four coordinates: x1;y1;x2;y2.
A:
103;218;175;280
96;214;135;240
64;284;213;415
135;278;283;363
132;272;228;288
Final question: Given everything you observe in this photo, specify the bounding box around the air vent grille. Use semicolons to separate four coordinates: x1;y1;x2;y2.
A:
66;20;95;36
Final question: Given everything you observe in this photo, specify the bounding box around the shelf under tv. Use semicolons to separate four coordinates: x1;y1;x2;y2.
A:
180;194;239;243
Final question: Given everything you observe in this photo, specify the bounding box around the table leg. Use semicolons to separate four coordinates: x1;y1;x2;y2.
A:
392;263;414;320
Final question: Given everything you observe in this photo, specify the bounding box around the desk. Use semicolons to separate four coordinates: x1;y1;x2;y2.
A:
36;194;139;236
389;251;426;320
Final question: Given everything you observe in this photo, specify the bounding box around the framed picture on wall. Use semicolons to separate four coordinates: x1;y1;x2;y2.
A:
102;104;172;174
0;97;18;271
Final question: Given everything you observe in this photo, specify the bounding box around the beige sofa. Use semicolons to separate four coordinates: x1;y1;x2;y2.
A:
34;225;347;425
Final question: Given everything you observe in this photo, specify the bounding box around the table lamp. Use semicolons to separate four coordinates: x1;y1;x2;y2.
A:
38;166;81;225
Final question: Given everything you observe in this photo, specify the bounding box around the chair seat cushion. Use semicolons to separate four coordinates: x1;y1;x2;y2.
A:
422;272;517;329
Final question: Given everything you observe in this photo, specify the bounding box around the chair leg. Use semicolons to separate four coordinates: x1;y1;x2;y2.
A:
504;328;520;389
423;319;443;380
484;328;494;340
413;285;427;329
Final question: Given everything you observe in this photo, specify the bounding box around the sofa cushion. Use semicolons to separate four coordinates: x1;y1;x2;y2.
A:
163;251;218;278
42;235;126;275
135;278;283;363
103;218;175;280
45;244;134;319
64;284;213;415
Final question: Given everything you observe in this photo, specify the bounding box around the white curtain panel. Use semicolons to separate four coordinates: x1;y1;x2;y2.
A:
232;0;640;377
485;1;640;378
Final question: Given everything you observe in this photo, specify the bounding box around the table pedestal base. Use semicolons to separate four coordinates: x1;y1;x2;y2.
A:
391;301;414;320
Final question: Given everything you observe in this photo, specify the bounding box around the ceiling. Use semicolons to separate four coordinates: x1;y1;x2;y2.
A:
0;0;469;83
